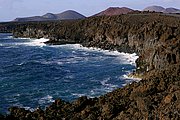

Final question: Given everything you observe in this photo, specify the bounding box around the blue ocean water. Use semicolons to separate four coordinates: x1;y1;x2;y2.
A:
0;33;139;114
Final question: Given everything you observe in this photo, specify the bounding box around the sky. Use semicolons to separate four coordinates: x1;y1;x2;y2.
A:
0;0;180;22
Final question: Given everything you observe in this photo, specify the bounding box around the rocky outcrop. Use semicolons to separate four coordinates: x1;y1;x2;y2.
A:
0;22;20;33
1;12;180;119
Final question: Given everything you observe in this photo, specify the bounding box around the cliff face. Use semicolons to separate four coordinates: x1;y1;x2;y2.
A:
13;13;180;77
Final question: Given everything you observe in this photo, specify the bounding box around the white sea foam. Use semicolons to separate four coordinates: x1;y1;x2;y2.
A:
17;62;24;66
1;36;13;40
72;93;86;97
16;38;49;47
100;78;119;92
7;36;13;39
40;60;63;65
49;44;141;86
122;74;141;81
11;102;35;112
83;77;120;98
64;74;75;79
16;37;31;40
40;57;81;65
32;38;49;43
24;107;35;112
62;44;141;83
119;74;141;87
38;95;55;105
89;87;112;96
100;79;109;86
26;38;49;46
51;44;139;66
4;45;19;48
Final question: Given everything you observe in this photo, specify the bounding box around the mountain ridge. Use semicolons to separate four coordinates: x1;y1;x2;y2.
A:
13;6;180;22
14;10;86;22
144;5;180;13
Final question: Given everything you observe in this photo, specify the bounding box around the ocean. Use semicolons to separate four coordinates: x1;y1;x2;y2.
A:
0;33;139;114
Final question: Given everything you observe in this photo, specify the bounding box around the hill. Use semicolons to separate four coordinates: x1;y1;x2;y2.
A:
13;10;86;22
144;5;180;13
55;10;86;20
94;7;133;16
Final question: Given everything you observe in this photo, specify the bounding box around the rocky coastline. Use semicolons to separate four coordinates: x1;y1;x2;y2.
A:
0;13;180;119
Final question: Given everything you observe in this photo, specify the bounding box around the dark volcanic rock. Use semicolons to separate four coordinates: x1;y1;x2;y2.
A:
0;114;4;120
